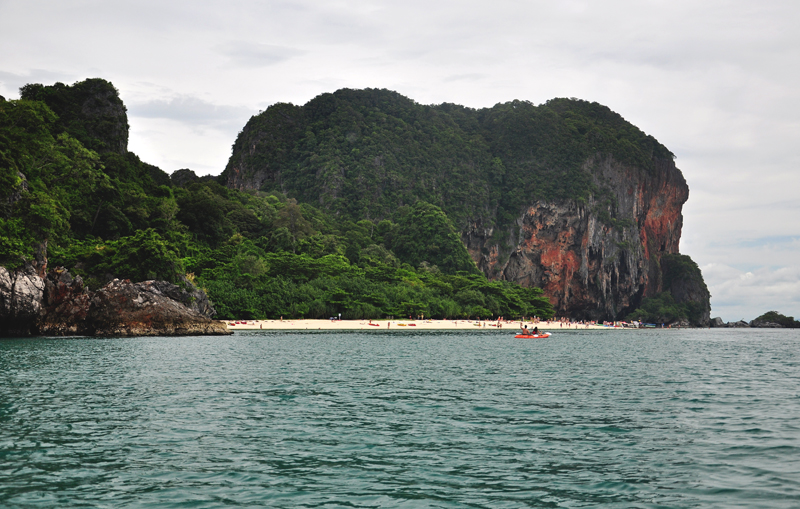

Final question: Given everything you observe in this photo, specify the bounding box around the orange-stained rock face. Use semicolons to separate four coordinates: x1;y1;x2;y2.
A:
463;156;689;320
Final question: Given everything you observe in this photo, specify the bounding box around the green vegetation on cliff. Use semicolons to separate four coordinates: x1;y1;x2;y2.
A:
625;292;690;325
20;78;129;154
223;89;675;232
2;80;711;323
626;254;710;324
223;88;714;325
1;80;553;320
0;97;104;265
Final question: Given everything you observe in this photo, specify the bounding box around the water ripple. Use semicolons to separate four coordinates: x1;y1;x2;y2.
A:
1;329;799;507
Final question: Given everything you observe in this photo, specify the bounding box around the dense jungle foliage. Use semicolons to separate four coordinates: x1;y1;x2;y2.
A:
223;88;675;234
0;80;553;320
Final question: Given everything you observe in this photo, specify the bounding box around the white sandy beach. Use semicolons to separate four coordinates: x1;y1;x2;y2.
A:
221;319;611;331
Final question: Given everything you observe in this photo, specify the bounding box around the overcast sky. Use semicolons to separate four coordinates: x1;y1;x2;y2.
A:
2;0;798;321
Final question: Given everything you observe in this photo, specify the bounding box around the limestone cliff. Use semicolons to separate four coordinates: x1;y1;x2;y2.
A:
463;155;695;321
20;78;129;154
221;89;710;323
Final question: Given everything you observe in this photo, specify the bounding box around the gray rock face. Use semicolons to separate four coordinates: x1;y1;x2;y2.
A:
750;319;783;328
85;279;228;336
151;277;217;318
2;171;28;214
0;264;46;336
38;268;91;336
464;156;691;321
79;83;129;154
710;318;755;328
0;266;228;337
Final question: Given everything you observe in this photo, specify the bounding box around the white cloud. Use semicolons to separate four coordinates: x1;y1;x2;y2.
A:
2;0;800;314
216;42;304;68
127;117;235;176
128;95;252;129
703;263;800;322
0;69;79;98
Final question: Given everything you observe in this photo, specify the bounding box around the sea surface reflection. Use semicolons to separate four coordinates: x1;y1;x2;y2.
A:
1;329;799;507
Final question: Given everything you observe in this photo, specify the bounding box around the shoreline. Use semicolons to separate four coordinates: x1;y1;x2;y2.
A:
221;319;614;331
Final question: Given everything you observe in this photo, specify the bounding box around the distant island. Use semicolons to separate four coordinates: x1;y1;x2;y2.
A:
712;311;800;328
1;79;712;335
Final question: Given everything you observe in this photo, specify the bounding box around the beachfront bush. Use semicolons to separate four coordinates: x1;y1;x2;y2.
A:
625;292;689;324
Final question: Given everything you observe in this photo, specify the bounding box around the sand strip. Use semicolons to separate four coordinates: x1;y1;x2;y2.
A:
220;319;615;331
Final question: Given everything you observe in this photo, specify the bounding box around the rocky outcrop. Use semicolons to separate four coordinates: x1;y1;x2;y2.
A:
664;269;711;324
750;319;783;328
2;171;28;215
710;319;751;328
0;266;229;337
747;311;799;328
20;78;129;154
171;168;200;187
709;317;788;328
38;268;91;335
464;155;697;321
85;279;228;336
0;264;46;336
152;277;217;318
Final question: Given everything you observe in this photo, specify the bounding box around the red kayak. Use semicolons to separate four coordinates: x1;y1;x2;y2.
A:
514;333;551;339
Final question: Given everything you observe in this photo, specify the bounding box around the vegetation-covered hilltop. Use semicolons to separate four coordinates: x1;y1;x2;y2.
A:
223;88;709;324
1;79;553;321
752;311;800;328
223;88;674;235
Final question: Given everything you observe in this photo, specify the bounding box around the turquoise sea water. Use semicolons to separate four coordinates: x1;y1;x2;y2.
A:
1;329;799;508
